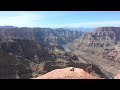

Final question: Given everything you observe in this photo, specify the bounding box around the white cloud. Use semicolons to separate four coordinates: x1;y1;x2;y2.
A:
0;12;44;27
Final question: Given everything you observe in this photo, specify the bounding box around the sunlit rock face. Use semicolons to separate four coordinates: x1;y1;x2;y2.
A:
67;27;120;79
33;67;101;79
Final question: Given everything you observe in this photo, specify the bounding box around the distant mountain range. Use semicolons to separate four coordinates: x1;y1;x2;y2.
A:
0;25;17;28
63;27;95;32
0;26;95;32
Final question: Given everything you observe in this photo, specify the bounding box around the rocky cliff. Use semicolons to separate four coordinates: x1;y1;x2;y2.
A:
34;28;83;47
0;27;83;47
0;28;34;40
0;27;83;79
67;27;120;78
69;27;120;51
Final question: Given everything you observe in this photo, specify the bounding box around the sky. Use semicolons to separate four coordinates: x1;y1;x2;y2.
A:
0;11;120;28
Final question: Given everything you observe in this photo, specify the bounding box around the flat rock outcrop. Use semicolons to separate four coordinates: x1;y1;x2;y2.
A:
114;73;120;79
33;67;101;79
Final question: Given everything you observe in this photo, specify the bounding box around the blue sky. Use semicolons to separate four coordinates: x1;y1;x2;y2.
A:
0;11;120;28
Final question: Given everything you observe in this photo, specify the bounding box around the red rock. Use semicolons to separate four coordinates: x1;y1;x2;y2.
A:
114;73;120;79
33;67;101;79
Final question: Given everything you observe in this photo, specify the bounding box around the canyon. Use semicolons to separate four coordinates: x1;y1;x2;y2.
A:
68;27;120;78
1;26;120;79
